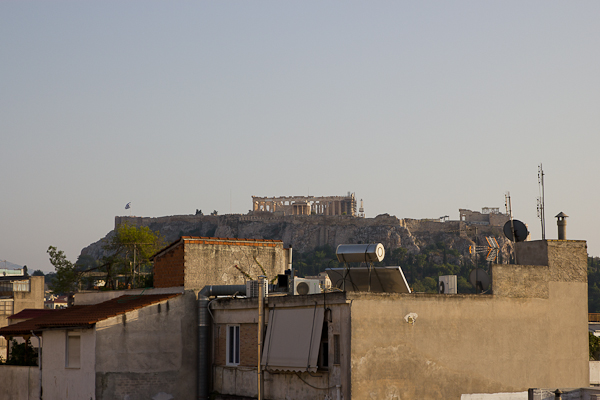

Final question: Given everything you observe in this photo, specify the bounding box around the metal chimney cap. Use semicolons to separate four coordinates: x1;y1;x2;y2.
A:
555;212;568;218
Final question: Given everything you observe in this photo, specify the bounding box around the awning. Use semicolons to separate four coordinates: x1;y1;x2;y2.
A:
261;306;324;372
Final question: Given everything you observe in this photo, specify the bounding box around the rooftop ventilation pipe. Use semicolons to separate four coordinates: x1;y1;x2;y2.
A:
198;285;246;400
556;212;568;240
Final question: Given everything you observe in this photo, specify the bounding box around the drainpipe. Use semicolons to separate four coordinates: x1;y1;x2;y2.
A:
287;246;293;276
257;276;265;400
31;330;42;400
197;285;246;400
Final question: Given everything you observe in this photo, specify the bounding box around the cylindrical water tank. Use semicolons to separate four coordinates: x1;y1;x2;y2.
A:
336;243;385;263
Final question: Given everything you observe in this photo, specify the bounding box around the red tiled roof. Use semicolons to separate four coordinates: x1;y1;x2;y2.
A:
0;293;179;336
8;309;55;320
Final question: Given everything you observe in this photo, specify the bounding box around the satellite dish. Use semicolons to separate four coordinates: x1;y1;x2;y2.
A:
469;268;490;292
503;219;529;242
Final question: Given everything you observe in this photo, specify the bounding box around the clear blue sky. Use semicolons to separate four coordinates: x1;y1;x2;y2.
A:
2;1;599;272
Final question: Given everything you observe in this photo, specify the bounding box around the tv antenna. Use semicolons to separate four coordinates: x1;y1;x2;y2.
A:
505;192;517;263
469;237;500;264
537;163;546;240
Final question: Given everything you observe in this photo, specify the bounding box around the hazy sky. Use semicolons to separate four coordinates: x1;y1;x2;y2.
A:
2;2;599;272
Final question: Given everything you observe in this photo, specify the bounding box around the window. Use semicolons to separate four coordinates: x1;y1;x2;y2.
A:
317;321;328;370
0;300;13;316
13;281;30;292
226;325;240;366
66;333;81;368
333;334;340;365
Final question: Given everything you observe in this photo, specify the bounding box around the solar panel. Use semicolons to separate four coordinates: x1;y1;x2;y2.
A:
325;266;411;294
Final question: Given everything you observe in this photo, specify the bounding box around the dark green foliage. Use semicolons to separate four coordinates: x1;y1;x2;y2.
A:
101;222;165;289
47;246;78;295
6;339;38;366
588;256;600;312
293;242;477;294
591;332;600;360
32;270;45;276
293;245;340;277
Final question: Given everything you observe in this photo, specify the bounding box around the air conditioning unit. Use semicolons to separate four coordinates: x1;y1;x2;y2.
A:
246;280;268;298
293;278;321;295
438;275;457;294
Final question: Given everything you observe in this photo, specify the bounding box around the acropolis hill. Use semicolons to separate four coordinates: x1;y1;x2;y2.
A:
80;198;514;264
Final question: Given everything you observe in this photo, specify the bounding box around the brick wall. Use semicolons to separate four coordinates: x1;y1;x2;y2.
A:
153;242;185;288
214;323;258;367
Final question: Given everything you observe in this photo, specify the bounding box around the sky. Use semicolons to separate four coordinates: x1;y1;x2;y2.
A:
2;1;599;273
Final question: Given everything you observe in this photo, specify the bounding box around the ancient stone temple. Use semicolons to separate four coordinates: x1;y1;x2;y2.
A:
252;193;357;216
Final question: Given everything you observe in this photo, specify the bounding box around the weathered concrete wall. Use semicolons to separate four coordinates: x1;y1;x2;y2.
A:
349;279;589;399
491;264;550;298
590;361;600;385
0;366;39;400
182;239;285;289
42;328;96;400
94;292;197;400
461;392;528;400
13;276;44;313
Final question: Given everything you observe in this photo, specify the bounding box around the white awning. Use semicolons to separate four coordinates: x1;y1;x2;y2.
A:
261;306;324;372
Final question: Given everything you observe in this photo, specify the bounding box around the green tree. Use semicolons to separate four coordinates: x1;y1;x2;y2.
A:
32;270;45;277
102;223;165;289
591;332;600;360
47;246;79;294
6;339;38;366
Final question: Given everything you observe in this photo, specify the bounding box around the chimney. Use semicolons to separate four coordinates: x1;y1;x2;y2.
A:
555;212;568;240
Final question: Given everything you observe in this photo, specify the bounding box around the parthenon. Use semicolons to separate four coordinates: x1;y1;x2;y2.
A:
252;193;357;216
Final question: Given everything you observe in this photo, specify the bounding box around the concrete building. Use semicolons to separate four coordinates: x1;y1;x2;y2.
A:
252;193;357;216
0;291;188;400
151;236;288;289
0;275;44;360
44;294;69;309
0;237;589;400
0;235;288;400
210;239;589;399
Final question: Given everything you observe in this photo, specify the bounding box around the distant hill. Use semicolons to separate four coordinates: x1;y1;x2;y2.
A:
0;260;24;270
80;213;513;265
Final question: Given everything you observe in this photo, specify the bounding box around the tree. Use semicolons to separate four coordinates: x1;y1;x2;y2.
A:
591;332;600;360
32;270;45;277
47;246;78;294
6;339;38;366
102;223;164;289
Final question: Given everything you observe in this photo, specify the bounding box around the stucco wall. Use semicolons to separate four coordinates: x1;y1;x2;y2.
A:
94;292;197;400
349;280;588;399
13;276;45;313
42;328;96;400
0;366;39;400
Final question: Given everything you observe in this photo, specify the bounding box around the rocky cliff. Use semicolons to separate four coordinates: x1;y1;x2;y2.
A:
80;213;513;265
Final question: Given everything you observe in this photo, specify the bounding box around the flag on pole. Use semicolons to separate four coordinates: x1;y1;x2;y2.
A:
125;202;131;210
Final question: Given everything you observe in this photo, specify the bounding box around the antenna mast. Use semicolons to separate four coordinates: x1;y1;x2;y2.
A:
505;192;517;264
537;163;546;240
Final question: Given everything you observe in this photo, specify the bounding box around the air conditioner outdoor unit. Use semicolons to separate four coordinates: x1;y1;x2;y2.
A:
293;278;321;295
438;275;457;294
246;280;268;298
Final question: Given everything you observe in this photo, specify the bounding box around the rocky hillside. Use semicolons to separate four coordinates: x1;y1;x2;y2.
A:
80;213;514;266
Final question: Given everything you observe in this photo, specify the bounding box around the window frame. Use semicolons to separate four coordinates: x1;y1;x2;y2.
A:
226;324;240;366
65;332;81;369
